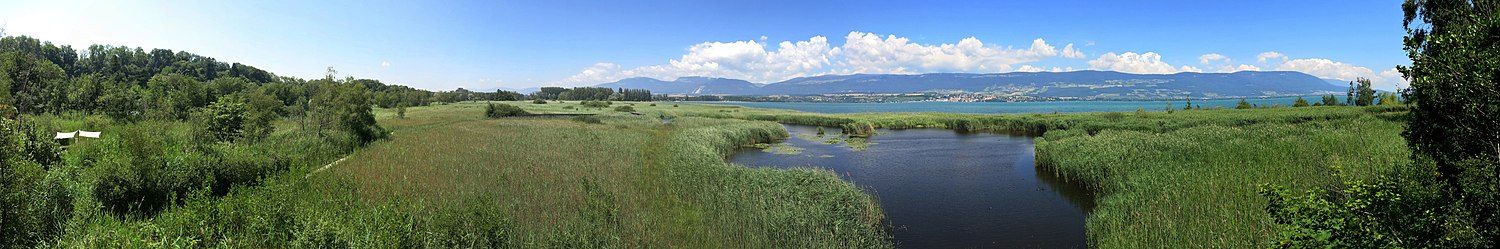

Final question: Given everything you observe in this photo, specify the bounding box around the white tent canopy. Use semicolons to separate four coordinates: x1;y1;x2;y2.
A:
54;130;101;139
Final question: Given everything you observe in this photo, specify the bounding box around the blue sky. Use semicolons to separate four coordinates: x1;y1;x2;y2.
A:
0;0;1409;90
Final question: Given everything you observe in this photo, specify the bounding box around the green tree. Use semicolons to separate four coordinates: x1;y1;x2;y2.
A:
1377;92;1403;106
1235;99;1253;109
1321;94;1341;106
0;118;70;247
202;96;247;142
143;73;207;120
0;52;66;115
485;103;529;118
1292;96;1310;107
1355;78;1376;106
1261;1;1500;247
1399;0;1500;244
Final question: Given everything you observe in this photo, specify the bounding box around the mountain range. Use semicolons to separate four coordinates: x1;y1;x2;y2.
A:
588;71;1348;100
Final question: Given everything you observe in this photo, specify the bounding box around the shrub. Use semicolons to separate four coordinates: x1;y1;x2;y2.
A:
1235;99;1253;109
485;103;529;118
1102;112;1126;122
841;122;876;137
0;119;72;247
571;115;603;124
532;99;547;104
613;106;635;112
581;101;610;108
649;103;657;106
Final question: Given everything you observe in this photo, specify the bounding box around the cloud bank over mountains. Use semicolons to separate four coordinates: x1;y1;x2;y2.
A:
558;31;1407;90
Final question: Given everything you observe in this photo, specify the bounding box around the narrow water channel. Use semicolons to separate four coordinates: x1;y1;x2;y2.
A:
729;124;1093;248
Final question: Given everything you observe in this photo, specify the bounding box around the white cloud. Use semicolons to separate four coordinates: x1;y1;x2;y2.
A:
759;35;768;41
381;61;390;68
832;33;1061;74
1380;67;1408;88
555;31;1080;86
1379;68;1403;78
1275;58;1375;81
1197;53;1259;73
1179;65;1203;73
1060;44;1085;59
1257;51;1286;63
1198;53;1227;64
1087;52;1186;74
557;62;623;85
1272;57;1408;90
1016;65;1045;72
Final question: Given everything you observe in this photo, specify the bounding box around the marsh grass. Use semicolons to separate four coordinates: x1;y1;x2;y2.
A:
656;103;1410;248
50;101;891;248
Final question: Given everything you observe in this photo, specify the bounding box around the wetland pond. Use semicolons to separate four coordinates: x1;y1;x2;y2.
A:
729;124;1094;248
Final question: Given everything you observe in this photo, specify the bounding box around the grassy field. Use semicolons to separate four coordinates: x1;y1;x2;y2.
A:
38;99;1407;248
338;101;890;247
650;102;1410;248
50;100;890;248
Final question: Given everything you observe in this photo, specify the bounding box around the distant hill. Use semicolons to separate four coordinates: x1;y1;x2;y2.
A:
587;71;1347;100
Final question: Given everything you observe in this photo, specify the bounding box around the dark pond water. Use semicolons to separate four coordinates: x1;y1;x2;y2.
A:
730;124;1094;248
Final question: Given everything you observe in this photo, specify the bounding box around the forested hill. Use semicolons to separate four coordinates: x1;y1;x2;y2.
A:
0;35;450;121
593;70;1348;100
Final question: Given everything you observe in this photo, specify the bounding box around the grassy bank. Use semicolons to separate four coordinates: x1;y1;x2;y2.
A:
652;102;1409;248
52;101;890;247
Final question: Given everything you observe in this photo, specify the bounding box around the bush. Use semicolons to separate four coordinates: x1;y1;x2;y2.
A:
581;101;610;108
1235;99;1253;109
532;99;547;104
613;106;635;112
841;122;876;137
1;119;72;247
571;115;603;124
485;103;529;118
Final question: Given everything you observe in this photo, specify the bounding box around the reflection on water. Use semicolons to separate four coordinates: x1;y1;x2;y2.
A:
729;124;1092;248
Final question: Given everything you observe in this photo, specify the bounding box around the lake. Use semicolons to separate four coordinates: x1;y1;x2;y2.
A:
689;96;1311;114
729;124;1094;248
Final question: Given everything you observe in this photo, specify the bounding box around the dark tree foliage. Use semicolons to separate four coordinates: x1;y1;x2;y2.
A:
494;90;524;101
534;87;567;100
1234;99;1253;109
0;52;67;115
0;118;71;247
1261;1;1500;247
613;88;653;101
485;103;529;118
557;87;614;101
1320;94;1341;106
1400;0;1500;244
1292;96;1310;107
1355;78;1376;106
202;96;248;142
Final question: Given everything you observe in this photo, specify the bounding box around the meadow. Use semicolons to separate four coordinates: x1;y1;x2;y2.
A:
42;101;890;248
21;98;1409;248
651;102;1411;248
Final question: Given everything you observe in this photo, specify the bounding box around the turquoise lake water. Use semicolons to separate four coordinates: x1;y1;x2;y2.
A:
687;96;1313;114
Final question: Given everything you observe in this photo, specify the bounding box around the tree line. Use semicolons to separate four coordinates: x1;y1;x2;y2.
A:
531;87;654;101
